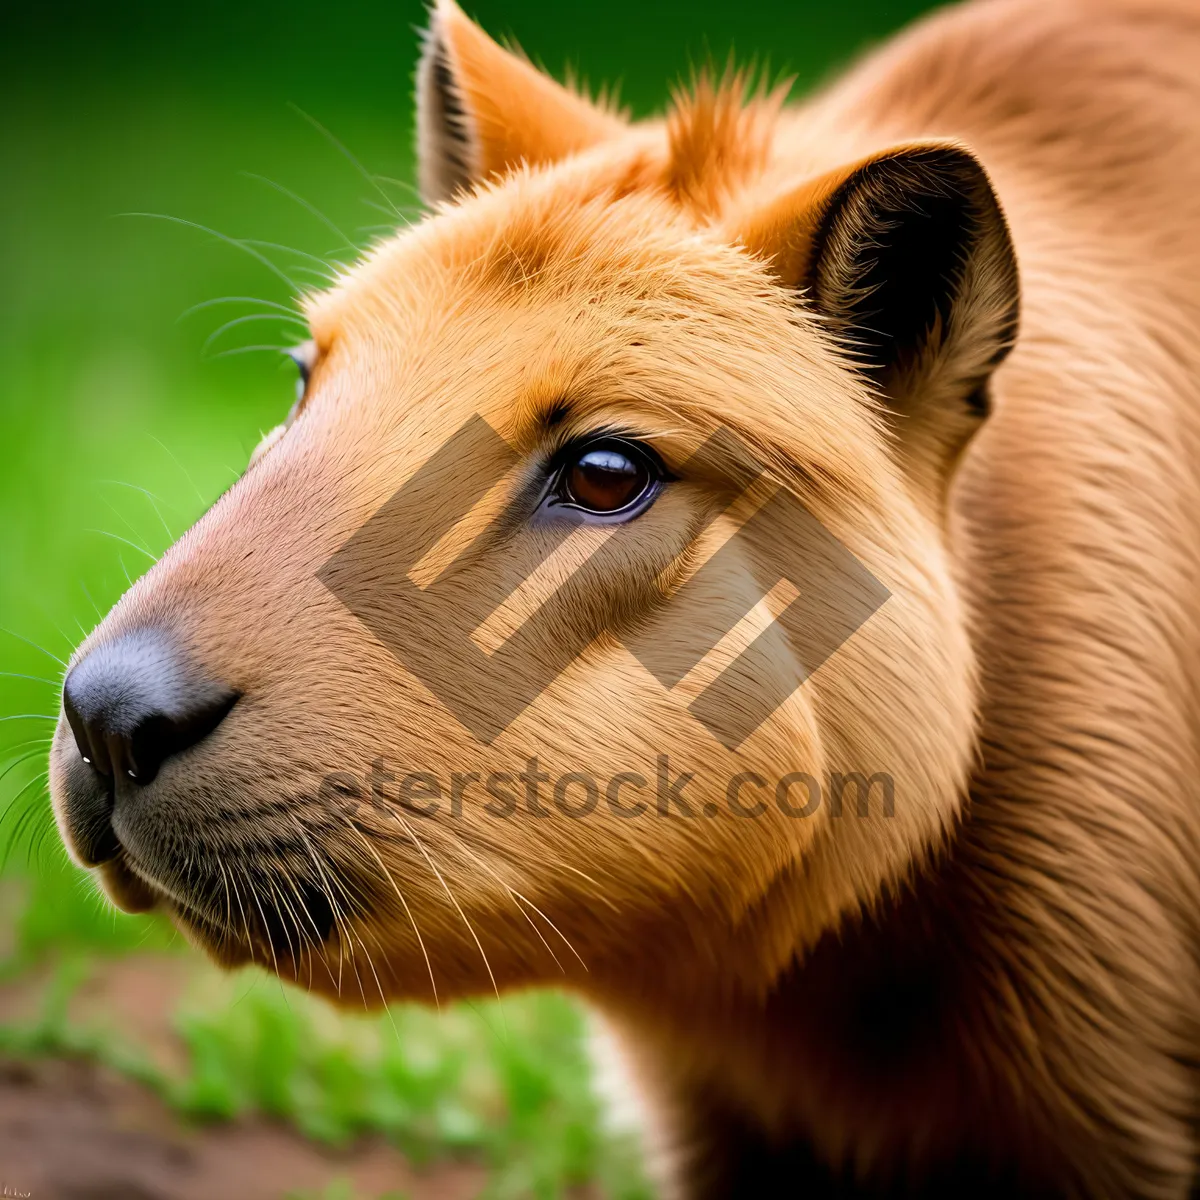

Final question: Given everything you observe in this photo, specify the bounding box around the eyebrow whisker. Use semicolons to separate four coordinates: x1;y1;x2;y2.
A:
240;171;361;256
201;313;310;356
177;295;306;323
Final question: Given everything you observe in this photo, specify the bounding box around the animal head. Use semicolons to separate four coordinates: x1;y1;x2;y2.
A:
50;0;1017;1010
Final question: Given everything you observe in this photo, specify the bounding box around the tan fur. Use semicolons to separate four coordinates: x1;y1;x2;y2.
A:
49;0;1200;1194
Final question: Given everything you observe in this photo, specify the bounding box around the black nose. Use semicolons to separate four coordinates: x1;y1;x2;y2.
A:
62;629;238;786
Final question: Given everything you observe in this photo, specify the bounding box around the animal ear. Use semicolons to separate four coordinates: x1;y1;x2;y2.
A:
416;0;628;205
733;142;1019;492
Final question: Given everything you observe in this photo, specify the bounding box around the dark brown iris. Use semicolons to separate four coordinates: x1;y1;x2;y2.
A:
563;445;650;512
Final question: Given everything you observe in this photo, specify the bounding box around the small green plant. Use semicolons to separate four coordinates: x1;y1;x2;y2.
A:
0;944;654;1198
286;1180;409;1200
168;975;653;1197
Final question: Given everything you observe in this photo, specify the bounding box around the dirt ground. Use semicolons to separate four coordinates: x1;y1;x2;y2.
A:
0;1054;488;1200
0;958;488;1200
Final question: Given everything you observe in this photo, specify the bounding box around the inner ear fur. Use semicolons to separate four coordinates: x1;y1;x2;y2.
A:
735;142;1020;492
416;0;627;205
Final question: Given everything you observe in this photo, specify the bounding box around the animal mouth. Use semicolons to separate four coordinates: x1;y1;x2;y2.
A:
97;839;341;975
96;851;161;913
55;715;345;974
55;691;364;991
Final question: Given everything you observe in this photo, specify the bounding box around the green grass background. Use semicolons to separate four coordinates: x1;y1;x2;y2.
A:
1;1;936;1195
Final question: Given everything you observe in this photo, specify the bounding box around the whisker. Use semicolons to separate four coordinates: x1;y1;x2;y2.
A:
1;772;50;866
388;810;506;1030
0;671;59;687
0;735;55;757
120;213;303;293
510;887;588;972
339;815;440;1010
28;813;57;865
0;628;67;668
555;861;621;912
177;295;304;323
240;172;360;256
149;435;208;509
275;867;333;993
273;266;329;283
318;860;398;1021
98;481;178;543
201;313;309;356
228;866;259;963
271;877;311;983
448;838;567;975
80;581;103;621
13;809;50;870
85;528;157;562
215;855;235;939
247;875;286;981
303;838;401;1029
99;497;158;559
241;239;339;271
362;198;404;221
205;344;295;361
0;768;49;818
349;923;402;1041
291;820;355;998
264;875;303;984
331;879;410;1044
288;104;404;222
505;892;563;973
0;747;56;788
371;175;425;207
273;850;343;994
272;867;316;953
33;607;77;656
317;854;375;1011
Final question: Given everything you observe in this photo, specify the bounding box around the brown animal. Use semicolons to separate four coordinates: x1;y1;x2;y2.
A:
49;0;1200;1194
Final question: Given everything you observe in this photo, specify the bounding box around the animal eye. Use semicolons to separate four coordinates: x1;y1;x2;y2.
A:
286;340;315;408
547;437;664;521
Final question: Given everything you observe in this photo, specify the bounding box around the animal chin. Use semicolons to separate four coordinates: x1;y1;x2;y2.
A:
97;853;160;914
96;850;251;967
167;898;257;970
158;855;342;978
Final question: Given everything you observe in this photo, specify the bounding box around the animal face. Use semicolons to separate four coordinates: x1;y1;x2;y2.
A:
50;0;1017;1007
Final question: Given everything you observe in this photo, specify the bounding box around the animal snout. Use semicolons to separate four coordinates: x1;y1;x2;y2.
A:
62;628;238;787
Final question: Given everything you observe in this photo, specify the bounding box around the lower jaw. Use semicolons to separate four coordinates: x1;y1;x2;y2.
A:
97;854;255;969
98;855;159;913
170;902;256;969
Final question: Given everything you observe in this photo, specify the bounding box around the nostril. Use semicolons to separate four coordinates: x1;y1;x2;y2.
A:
63;629;239;787
125;692;239;785
62;686;110;776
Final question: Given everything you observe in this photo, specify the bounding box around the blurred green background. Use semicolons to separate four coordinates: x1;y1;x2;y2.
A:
0;1;937;1196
